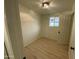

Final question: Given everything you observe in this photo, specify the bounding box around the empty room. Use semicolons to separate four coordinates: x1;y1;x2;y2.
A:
4;0;75;59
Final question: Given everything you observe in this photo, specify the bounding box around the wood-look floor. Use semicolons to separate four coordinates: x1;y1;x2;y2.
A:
24;38;69;59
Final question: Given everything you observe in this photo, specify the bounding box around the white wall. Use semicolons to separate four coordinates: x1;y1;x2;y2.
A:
19;6;40;47
5;0;23;59
40;13;73;44
69;14;75;59
4;24;15;59
4;46;8;59
19;5;73;46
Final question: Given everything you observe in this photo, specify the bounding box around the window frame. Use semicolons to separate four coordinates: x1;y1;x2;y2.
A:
49;17;59;27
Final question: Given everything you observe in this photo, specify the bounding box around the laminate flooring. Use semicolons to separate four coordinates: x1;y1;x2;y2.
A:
24;38;69;59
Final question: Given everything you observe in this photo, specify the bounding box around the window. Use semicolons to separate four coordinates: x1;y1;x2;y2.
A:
49;17;59;27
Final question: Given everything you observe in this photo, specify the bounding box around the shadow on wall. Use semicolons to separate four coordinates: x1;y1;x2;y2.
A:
20;8;40;47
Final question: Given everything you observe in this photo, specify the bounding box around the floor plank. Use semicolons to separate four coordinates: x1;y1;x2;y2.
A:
24;38;69;59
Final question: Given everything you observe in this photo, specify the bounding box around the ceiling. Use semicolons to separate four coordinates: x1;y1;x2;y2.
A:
19;0;74;14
